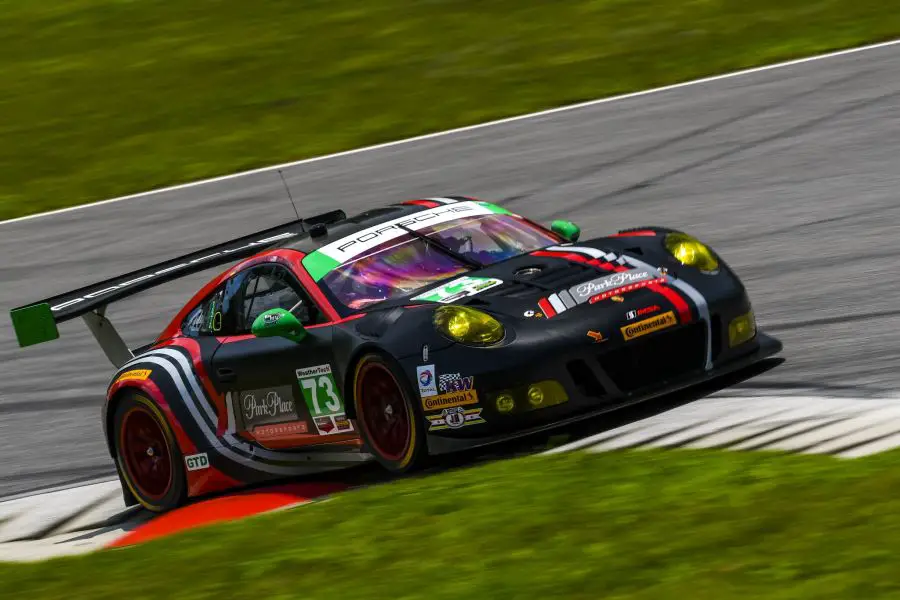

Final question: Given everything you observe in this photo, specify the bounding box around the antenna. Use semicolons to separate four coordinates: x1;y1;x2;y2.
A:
277;169;303;226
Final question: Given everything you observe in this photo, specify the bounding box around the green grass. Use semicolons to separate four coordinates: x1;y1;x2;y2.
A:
4;449;900;599
1;1;899;221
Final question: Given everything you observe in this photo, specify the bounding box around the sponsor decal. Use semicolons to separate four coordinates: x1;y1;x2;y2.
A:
621;310;677;341
309;202;494;266
571;269;656;302
438;373;474;393
411;276;503;304
417;365;438;397
313;416;335;435
421;389;479;412
185;452;210;472
427;406;486;431
523;310;544;318
310;415;352;436
586;330;606;343
252;421;309;439
50;232;298;313
422;344;429;363
263;312;281;325
541;268;664;317
116;369;152;383
242;388;295;422
296;364;352;435
626;305;661;321
587;277;666;304
333;414;353;432
610;295;625;302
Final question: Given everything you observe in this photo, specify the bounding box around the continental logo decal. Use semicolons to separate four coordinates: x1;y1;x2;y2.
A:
421;389;479;412
621;311;677;341
116;369;152;383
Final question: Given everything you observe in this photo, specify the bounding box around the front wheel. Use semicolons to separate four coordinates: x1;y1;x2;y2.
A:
352;354;426;473
113;393;187;512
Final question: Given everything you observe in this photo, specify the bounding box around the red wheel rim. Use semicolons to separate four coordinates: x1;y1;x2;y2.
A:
358;364;411;461
120;405;173;501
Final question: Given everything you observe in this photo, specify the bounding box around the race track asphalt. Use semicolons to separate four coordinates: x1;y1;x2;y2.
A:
2;43;899;498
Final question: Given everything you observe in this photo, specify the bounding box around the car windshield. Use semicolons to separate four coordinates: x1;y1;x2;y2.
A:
319;213;559;310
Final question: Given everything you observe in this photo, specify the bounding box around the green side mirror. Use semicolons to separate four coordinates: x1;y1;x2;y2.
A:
551;220;581;242
251;308;307;343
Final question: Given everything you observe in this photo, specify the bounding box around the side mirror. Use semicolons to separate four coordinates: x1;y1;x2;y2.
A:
251;308;307;343
551;220;581;242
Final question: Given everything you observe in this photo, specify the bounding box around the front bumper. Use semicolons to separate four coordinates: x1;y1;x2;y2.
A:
418;330;782;456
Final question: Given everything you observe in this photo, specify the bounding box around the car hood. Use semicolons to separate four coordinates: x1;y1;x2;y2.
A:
408;241;670;321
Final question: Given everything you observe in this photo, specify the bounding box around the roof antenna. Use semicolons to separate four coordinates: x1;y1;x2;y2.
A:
277;169;304;229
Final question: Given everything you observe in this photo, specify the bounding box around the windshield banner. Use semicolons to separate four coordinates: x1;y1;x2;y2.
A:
303;201;494;280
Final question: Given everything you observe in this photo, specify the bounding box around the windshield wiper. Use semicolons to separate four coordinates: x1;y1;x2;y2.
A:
396;224;483;269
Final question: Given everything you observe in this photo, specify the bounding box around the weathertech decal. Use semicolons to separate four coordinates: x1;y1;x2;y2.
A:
621;311;678;341
296;364;352;434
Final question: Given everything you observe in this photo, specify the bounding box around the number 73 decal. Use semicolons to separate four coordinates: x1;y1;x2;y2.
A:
296;364;354;435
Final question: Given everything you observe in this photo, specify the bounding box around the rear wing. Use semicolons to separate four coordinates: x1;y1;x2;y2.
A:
10;209;345;367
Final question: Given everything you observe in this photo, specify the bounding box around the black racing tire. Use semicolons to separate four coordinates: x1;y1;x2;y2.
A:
352;353;427;473
113;393;187;512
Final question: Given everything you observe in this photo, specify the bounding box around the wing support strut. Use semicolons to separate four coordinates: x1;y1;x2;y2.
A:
82;306;133;369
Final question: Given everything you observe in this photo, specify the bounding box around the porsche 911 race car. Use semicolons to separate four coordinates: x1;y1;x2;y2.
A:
11;196;781;511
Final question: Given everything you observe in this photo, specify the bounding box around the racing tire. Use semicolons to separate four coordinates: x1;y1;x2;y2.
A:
352;353;427;473
113;393;187;512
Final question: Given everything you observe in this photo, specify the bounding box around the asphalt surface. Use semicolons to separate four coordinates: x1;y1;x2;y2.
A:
2;43;899;498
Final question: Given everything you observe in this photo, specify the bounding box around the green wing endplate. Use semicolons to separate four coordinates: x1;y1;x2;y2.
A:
10;303;59;348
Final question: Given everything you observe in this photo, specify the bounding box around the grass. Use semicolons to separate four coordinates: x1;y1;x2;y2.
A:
1;1;899;221
3;449;900;599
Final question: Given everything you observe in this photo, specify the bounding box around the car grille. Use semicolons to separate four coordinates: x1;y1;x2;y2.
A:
566;359;609;400
597;322;706;393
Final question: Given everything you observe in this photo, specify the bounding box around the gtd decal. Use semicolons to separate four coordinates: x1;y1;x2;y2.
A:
185;452;210;471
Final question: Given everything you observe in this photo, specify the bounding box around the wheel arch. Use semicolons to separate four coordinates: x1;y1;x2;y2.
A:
341;342;388;420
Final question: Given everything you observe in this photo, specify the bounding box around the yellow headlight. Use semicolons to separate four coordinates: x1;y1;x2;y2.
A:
729;311;757;347
433;306;505;345
664;233;719;273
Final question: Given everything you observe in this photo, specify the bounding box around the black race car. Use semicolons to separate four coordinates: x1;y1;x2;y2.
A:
11;196;781;511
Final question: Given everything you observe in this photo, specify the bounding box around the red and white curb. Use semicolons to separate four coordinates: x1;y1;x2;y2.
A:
2;391;899;562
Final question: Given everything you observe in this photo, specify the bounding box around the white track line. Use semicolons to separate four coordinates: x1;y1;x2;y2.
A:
2;38;899;228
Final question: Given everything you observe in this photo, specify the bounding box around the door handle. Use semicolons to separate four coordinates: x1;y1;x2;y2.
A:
216;368;236;383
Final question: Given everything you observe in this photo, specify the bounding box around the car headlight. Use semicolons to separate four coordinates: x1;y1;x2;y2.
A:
433;306;504;345
664;232;719;273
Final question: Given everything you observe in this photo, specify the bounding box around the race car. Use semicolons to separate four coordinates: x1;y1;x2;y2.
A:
11;196;781;511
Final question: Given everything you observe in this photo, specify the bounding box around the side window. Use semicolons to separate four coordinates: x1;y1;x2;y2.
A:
181;287;226;337
230;265;324;334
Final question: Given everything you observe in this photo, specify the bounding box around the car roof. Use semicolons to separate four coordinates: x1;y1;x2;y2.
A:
279;203;425;254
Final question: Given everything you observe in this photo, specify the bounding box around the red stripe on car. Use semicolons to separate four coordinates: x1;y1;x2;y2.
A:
538;298;556;318
610;230;657;237
402;199;442;208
